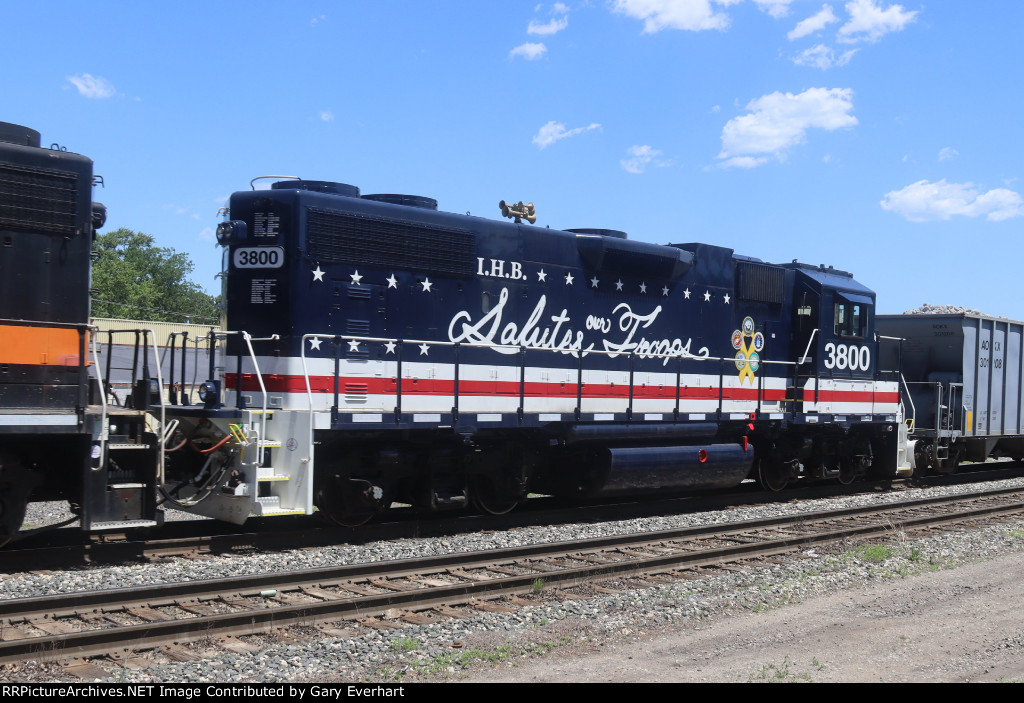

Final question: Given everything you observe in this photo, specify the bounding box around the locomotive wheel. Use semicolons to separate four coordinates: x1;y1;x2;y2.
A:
470;475;520;516
755;456;789;492
315;475;387;528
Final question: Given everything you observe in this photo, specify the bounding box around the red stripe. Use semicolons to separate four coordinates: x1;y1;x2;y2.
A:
802;388;900;404
225;373;894;404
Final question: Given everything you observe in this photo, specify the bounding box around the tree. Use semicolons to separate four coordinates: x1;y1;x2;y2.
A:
91;228;220;323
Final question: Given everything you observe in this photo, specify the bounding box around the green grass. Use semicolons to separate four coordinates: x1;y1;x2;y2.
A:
391;636;420;653
847;544;895;563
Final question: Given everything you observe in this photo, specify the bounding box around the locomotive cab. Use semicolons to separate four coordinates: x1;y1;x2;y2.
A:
787;264;878;383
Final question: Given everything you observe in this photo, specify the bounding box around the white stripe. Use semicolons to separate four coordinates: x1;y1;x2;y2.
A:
476;414;502;422
413;414;441;423
352;414;382;423
0;415;79;426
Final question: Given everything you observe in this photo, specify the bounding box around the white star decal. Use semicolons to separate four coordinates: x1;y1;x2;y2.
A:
309;337;322;351
590;276;600;289
683;288;691;299
347;340;361;352
724;294;731;304
420;278;433;292
615;279;624;291
384;341;397;354
662;286;670;297
564;272;574;285
350;270;363;284
639;282;647;294
312;266;325;282
537;269;547;282
386;274;398;289
703;290;711;302
418;343;430;356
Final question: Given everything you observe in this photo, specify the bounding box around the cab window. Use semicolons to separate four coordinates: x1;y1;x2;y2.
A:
834;301;867;338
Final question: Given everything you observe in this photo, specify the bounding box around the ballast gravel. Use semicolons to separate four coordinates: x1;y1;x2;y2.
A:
4;477;1024;683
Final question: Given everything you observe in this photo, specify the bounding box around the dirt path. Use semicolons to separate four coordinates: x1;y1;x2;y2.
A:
460;552;1024;683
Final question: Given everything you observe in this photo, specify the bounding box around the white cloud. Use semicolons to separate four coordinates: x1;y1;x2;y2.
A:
754;0;795;18
717;87;857;167
533;121;602;149
938;147;958;162
509;42;548;60
792;43;858;69
837;0;917;44
720;155;770;169
612;0;742;33
528;16;569;35
881;180;1024;222
311;14;326;26
621;145;666;174
319;110;335;122
788;5;839;40
67;73;116;99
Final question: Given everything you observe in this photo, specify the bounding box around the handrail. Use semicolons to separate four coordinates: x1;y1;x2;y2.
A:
92;327;168;483
298;332;807;424
210;330;279;466
900;372;916;432
87;325;108;470
798;328;819;365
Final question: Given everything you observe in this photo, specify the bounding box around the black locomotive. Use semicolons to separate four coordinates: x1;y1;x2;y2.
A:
0;122;159;544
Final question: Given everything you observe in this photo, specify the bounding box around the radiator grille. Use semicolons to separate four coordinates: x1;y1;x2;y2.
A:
306;207;475;277
0;164;79;235
737;262;785;305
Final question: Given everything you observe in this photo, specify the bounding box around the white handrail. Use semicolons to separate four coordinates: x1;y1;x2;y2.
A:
798;329;819;365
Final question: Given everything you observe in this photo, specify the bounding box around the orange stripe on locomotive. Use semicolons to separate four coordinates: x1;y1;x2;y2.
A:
0;325;90;366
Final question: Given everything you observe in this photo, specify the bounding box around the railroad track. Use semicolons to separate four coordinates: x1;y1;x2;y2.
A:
7;463;1023;572
1;485;1023;666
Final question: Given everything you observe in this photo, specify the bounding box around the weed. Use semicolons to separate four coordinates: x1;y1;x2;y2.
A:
747;656;815;683
849;544;894;563
532;578;544;594
391;636;419;653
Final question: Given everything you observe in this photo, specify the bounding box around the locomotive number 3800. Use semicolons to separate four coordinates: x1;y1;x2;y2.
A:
823;342;871;371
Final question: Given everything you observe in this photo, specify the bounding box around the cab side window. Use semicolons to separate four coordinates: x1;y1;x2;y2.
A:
834;301;866;338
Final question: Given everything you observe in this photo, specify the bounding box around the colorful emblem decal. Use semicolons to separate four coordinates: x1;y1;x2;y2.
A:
732;317;763;384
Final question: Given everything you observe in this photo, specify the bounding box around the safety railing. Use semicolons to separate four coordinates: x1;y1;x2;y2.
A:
92;327;167;482
203;329;278;465
899;380;964;437
296;333;816;426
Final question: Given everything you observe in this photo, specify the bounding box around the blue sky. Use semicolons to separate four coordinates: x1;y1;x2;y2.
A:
3;1;1022;318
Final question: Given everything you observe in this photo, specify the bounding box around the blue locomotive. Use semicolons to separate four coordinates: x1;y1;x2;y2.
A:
160;178;906;527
